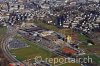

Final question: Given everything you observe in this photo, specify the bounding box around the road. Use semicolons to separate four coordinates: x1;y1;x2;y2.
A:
1;25;20;63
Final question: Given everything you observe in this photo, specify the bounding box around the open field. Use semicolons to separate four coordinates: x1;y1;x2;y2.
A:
80;55;100;64
60;63;80;66
0;27;8;66
0;27;7;40
11;35;81;66
10;36;54;61
31;20;88;41
31;20;71;35
11;21;86;66
76;33;88;41
79;36;100;65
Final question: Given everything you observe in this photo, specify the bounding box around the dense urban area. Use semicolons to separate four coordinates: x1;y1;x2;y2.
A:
0;0;100;66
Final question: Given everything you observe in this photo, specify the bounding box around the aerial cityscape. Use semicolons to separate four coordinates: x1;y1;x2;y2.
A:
0;0;100;66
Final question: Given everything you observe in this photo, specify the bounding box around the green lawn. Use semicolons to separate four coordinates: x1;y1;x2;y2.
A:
11;36;82;66
0;27;7;39
32;20;59;32
76;32;88;42
0;27;7;64
80;55;100;64
32;20;88;41
59;63;80;66
10;36;54;61
31;20;72;37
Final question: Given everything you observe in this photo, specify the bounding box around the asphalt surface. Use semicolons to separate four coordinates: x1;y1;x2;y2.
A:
1;25;20;63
